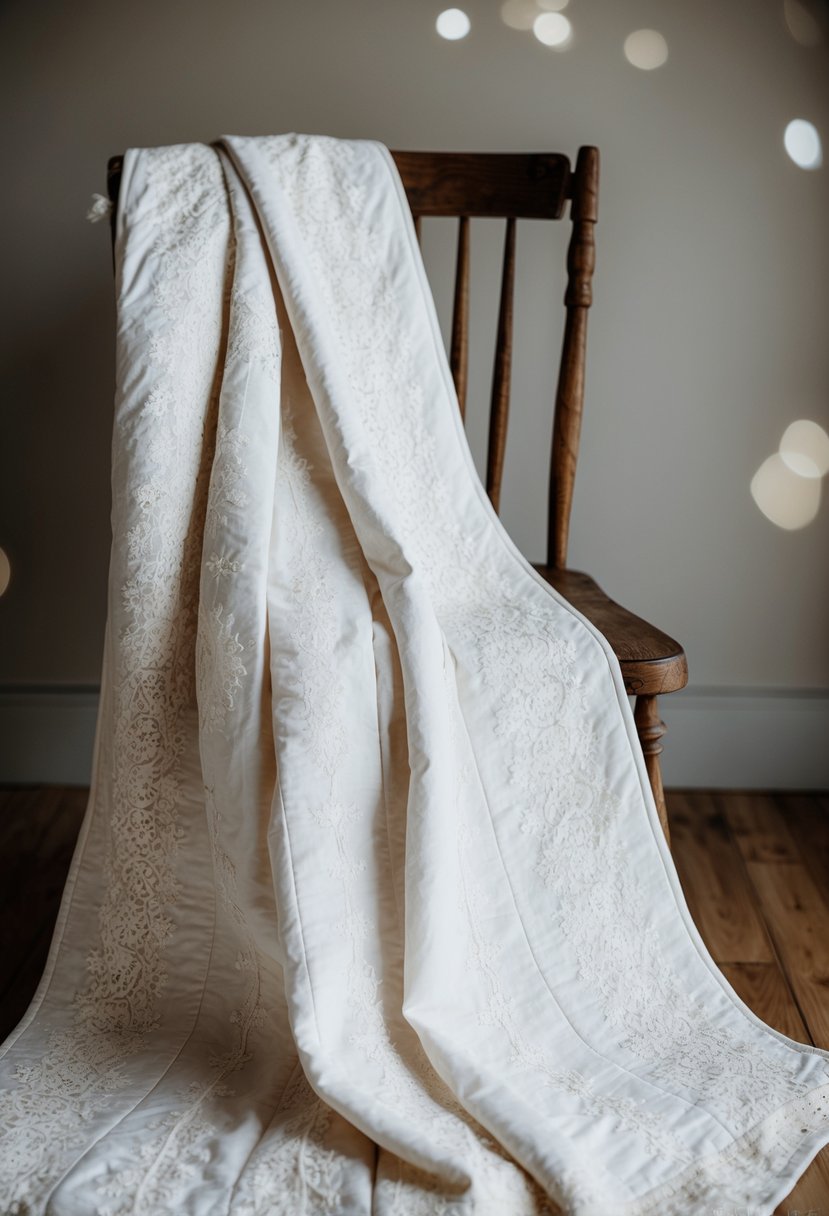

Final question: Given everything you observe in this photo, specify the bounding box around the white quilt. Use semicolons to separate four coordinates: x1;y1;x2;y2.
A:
1;135;827;1215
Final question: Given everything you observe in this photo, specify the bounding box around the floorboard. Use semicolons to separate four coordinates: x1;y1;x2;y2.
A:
722;790;803;864
719;961;810;1042
668;789;775;964
778;790;829;903
746;859;829;1050
0;787;87;1036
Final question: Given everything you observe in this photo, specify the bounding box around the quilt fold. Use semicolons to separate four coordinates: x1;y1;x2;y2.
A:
1;134;827;1215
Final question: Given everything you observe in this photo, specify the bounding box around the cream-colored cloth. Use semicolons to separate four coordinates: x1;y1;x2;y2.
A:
1;136;827;1215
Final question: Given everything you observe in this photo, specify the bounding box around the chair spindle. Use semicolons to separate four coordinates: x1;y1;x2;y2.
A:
547;146;599;567
450;216;470;418
486;217;517;513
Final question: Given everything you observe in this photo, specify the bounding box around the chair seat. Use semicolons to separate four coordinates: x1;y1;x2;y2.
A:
533;566;689;697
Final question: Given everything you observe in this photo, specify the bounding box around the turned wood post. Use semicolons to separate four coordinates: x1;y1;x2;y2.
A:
486;217;517;512
633;694;670;845
450;215;470;419
547;146;598;569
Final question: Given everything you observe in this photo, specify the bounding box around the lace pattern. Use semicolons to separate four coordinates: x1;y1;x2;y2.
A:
1;134;827;1214
0;143;232;1207
272;289;558;1215
249;131;829;1204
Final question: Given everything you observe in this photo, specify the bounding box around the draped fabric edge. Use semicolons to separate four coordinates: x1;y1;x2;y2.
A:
0;134;827;1216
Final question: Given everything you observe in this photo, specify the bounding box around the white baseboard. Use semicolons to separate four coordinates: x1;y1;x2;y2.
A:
0;687;100;787
657;686;829;790
0;685;827;790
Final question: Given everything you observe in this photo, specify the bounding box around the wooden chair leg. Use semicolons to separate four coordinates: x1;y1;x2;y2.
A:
633;694;671;847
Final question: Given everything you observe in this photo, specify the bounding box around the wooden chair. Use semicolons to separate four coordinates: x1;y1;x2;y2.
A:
106;146;687;844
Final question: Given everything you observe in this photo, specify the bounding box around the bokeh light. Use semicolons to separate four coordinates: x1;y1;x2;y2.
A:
533;11;572;47
436;8;471;40
784;119;823;169
624;29;669;70
501;0;539;30
779;419;829;478
751;453;822;529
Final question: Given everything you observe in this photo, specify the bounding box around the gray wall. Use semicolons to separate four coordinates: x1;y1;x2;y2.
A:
1;0;828;785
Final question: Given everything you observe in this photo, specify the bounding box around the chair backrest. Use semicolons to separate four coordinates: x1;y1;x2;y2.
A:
106;145;598;568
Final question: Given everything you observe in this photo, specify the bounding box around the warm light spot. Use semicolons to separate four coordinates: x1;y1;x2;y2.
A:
436;8;471;39
784;119;823;169
0;548;10;598
623;29;669;70
780;419;829;478
783;0;823;46
501;0;539;30
533;11;573;48
751;453;821;529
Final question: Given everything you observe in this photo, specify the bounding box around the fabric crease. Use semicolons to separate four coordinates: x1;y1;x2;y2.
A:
1;133;828;1216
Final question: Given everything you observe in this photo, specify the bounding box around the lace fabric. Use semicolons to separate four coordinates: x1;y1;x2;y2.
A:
0;134;827;1215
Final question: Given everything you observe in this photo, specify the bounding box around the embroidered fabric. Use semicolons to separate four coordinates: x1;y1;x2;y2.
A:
1;134;827;1215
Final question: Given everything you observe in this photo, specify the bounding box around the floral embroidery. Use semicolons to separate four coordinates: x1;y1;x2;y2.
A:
197;602;246;735
254;131;829;1203
206;551;240;579
2;134;828;1215
274;325;555;1213
226;285;281;382
0;142;232;1207
233;1069;345;1215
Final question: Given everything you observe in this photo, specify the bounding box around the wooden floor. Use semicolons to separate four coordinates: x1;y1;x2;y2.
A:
1;786;827;1210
